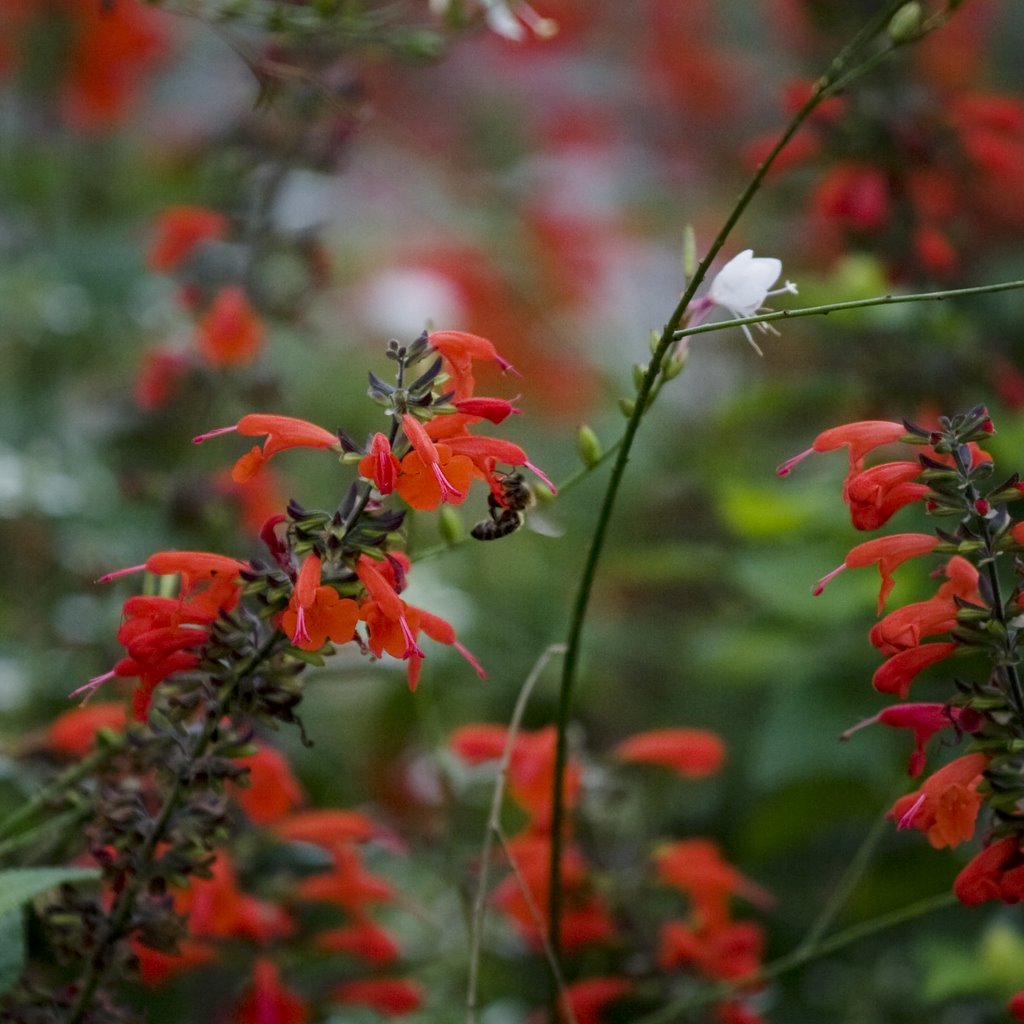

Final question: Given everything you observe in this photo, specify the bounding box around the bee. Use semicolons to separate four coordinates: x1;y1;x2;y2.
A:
471;472;534;541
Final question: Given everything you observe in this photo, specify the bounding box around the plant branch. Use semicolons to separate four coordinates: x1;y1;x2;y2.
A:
546;0;916;964
466;643;566;1024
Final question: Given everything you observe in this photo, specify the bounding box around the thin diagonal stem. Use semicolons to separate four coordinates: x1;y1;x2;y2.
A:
631;890;959;1024
674;278;1024;341
546;0;914;963
466;643;566;1024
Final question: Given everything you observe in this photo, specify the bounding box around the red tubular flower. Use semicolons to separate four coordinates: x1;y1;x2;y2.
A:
314;918;401;964
358;433;401;495
842;461;930;530
135;939;216;987
613;728;726;778
449;723;580;829
842;703;973;778
813;534;940;613
46;703;127;757
811;163;890;232
196;286;264;368
193;414;340;484
331;978;423;1017
296;845;394;912
777;420;907;477
869;556;979;656
98;552;246;615
492;833;615;951
180;854;293;943
1010;991;1024;1022
888;752;987;847
452;396;522;423
231;743;305;825
280;553;359;651
659;919;764;982
274;808;377;849
147;206;227;272
872;642;959;699
562;978;631;1024
235;959;309;1024
953;836;1024;906
655;840;772;931
428;329;516;400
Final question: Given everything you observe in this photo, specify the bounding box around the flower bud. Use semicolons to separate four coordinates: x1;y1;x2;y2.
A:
888;2;922;44
577;425;603;468
438;506;465;545
619;397;636;418
632;363;648;392
682;224;697;282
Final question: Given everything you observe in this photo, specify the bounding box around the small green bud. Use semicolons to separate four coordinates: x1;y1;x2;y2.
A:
618;397;636;418
577;425;603;468
888;2;922;44
649;330;660;356
682;225;697;282
438;506;464;545
663;350;688;381
533;483;555;504
632;363;648;392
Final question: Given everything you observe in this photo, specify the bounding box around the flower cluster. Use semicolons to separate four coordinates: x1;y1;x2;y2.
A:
450;723;770;1022
782;406;1024;1015
1;328;544;1021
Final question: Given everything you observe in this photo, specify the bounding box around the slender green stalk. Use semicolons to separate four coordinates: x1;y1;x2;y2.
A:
465;643;565;1024
0;808;90;861
546;0;914;964
632;891;959;1024
674;278;1024;342
0;741;122;841
796;783;906;954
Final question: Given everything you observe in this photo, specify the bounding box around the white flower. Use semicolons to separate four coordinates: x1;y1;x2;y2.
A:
431;0;558;41
705;249;798;356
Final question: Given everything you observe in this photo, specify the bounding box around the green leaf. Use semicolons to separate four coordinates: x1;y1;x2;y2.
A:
0;866;100;920
0;911;24;996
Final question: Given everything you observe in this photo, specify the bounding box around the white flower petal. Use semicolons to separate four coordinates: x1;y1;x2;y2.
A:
709;250;783;316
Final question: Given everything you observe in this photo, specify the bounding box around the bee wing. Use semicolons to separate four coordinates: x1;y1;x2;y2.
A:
526;511;564;538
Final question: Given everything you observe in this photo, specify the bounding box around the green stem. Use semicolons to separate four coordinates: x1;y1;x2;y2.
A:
0;741;122;841
0;808;90;862
674;278;1024;342
632;891;959;1024
546;0;913;963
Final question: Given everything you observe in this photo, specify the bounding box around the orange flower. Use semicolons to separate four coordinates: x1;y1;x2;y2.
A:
813;533;940;613
193;413;341;483
235;959;309;1024
396;414;473;510
147;206;227;272
888;752;987;848
613;728;726;778
280;553;359;651
196;286;264;368
99;552;246;616
331;978;424;1017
